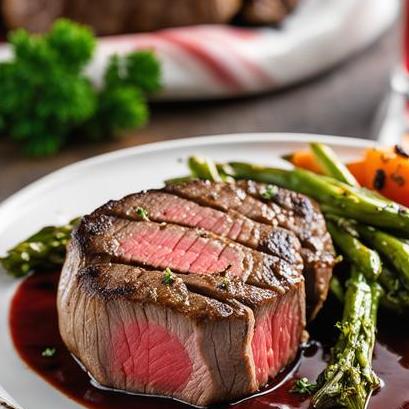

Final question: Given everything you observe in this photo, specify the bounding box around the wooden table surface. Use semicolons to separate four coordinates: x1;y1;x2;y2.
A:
0;24;399;203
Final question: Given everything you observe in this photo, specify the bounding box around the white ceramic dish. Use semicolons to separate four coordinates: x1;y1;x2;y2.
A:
0;133;374;409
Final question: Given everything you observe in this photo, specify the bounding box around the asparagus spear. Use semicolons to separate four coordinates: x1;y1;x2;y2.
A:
188;156;237;183
0;218;79;277
188;156;223;182
224;162;409;233
356;224;409;291
312;269;382;409
325;218;382;281
271;147;383;407
378;265;409;313
165;156;230;185
310;142;359;187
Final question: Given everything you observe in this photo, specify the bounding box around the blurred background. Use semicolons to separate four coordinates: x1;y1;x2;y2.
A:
0;0;405;202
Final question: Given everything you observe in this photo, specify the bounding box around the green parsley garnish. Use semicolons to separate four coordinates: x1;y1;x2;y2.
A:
136;207;149;221
290;377;317;395
163;267;175;285
0;19;161;156
261;185;279;200
42;347;56;358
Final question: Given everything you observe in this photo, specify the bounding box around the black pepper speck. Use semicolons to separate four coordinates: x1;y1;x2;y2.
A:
373;169;386;190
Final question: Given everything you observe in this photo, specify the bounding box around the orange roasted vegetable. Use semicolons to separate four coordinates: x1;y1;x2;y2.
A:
346;161;367;186
362;147;409;207
285;151;323;174
285;150;366;183
285;145;409;208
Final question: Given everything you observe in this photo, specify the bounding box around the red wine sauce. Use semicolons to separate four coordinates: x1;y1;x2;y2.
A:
9;271;409;409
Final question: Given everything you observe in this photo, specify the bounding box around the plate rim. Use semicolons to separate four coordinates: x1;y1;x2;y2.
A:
0;132;375;216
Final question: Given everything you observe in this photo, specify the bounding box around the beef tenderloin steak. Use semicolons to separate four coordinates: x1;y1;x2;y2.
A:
58;180;334;406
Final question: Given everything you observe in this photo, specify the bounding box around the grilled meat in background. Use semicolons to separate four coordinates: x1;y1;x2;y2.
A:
0;0;299;35
240;0;299;25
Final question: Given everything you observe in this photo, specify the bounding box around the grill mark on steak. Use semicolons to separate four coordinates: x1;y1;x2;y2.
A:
78;264;246;320
166;180;335;318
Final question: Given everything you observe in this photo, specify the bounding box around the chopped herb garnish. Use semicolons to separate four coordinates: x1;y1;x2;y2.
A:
163;267;175;285
291;377;317;395
136;207;149;221
262;184;278;200
218;276;230;290
42;347;56;358
373;169;386;190
394;144;409;158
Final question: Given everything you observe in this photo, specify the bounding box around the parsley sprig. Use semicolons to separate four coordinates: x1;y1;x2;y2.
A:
42;347;56;358
262;184;279;200
291;377;317;395
163;267;175;285
0;19;162;156
135;207;150;221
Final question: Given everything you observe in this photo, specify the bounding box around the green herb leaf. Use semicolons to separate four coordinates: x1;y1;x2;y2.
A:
261;185;279;200
291;377;317;395
47;18;96;72
136;207;150;221
0;19;161;156
163;267;175;285
42;347;56;357
0;20;97;156
105;51;162;94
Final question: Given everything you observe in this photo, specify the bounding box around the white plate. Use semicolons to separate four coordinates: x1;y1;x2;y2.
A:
0;133;374;409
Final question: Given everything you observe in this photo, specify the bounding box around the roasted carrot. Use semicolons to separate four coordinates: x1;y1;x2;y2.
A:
283;151;323;174
285;150;365;183
284;146;409;207
363;147;409;207
346;161;367;186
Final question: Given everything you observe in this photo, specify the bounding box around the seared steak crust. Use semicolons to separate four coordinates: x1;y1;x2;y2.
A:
166;180;336;318
58;179;330;406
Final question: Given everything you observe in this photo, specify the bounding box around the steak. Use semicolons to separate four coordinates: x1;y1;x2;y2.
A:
2;0;242;34
58;180;333;406
1;0;298;34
